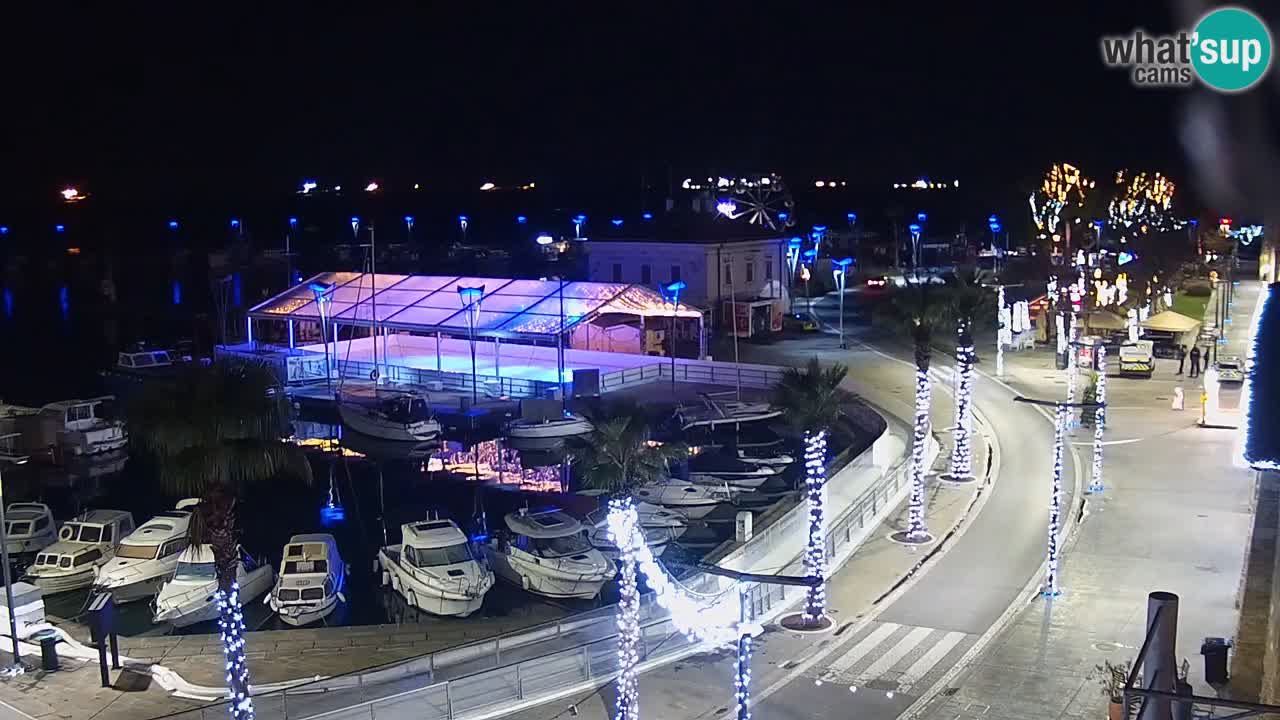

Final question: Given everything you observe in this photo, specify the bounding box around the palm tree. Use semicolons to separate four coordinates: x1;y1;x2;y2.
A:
571;408;686;495
879;285;943;542
128;360;310;719
939;274;995;482
771;357;848;623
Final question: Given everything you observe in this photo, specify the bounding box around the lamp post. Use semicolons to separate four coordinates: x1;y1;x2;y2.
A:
663;281;687;397
309;282;335;391
572;214;586;240
0;445;30;674
846;212;859;271
459;215;469;245
457;286;485;403
1013;395;1101;597
811;225;827;258
908;222;923;280
832;257;852;349
786;237;803;314
802;249;817;319
988;216;1003;276
404;215;414;242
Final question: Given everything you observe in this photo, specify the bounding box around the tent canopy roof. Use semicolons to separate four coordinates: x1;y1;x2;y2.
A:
1084;309;1128;330
249;272;701;340
1140;310;1201;333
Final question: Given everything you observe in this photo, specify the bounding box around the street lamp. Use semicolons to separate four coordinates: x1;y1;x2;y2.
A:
786;237;803;314
802;249;817;318
663;281;687;396
832;258;853;349
572;214;586;240
0;447;30;675
457;285;485;403
811;225;827;257
309;282;335;391
908;223;922;277
458;215;469;244
404;215;414;240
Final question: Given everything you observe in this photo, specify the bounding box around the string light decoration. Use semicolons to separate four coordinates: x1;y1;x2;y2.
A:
1107;170;1182;242
734;591;753;720
1127;308;1139;342
996;286;1011;377
945;320;976;481
1045;403;1067;597
1088;345;1107;494
1066;313;1079;410
906;368;933;542
613;506;641;720
803;430;829;621
1029;163;1092;260
216;584;255;720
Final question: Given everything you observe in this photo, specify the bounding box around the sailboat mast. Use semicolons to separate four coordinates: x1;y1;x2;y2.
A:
369;225;378;379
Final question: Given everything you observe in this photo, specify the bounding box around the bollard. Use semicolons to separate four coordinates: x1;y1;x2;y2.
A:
1172;387;1184;411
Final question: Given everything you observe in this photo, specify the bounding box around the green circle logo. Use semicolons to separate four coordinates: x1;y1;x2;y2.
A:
1191;7;1273;92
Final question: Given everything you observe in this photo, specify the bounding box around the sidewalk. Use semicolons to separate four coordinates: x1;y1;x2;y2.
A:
913;281;1261;720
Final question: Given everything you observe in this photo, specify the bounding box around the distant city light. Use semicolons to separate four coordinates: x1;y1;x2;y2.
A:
55;224;66;233
333;185;342;191
516;215;528;224
815;181;825;187
642;212;654;220
480;182;496;191
0;226;8;235
413;183;421;190
536;234;555;245
230;219;241;229
364;181;379;192
300;180;317;194
168;220;179;230
60;187;86;202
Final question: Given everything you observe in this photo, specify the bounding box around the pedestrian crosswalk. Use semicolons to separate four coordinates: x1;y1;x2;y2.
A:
814;621;975;695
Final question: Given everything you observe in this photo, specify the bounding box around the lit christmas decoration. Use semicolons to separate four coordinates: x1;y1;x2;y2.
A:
1088;345;1107;494
1029;163;1092;260
216;583;255;720
1056;313;1067;355
1127;308;1139;342
734;594;753;720
945;319;976;481
614;504;641;720
996;286;1011;377
1066;313;1079;409
1107;170;1181;243
1045;404;1066;597
803;430;829;621
906;367;932;542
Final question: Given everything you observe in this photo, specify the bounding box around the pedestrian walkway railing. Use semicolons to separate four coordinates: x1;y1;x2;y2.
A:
599;358;788;393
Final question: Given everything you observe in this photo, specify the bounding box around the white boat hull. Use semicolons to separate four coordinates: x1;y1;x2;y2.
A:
376;548;491;617
504;417;593;439
688;473;771;489
29;568;97;594
339;404;440;442
96;573;171;604
271;594;340;627
154;566;274;628
483;547;613;600
659;502;718;520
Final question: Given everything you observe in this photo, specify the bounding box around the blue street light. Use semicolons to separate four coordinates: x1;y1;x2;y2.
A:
833;257;853;347
917;212;928;223
661;280;688;391
909;223;921;234
988;214;998;224
0;227;8;235
778;211;789;221
812;225;827;234
404;215;414;226
288;217;298;227
802;248;818;262
989;222;1002;233
642;212;654;220
516;215;528;224
1189;218;1199;227
168;220;179;230
350;216;360;237
55;224;65;234
611;218;624;227
230;218;240;229
847;212;857;223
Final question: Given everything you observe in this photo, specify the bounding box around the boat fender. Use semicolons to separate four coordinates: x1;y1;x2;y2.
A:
372;558;381;574
381;570;390;586
390;575;401;592
521;574;530;591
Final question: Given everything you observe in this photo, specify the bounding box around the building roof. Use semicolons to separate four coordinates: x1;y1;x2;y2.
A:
250;272;700;340
590;208;789;245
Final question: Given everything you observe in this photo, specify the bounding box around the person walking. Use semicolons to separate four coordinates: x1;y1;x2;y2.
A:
1189;345;1202;378
1176;344;1187;375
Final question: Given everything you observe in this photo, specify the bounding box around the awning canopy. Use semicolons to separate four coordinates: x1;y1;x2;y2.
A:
1140;310;1200;333
249;272;702;340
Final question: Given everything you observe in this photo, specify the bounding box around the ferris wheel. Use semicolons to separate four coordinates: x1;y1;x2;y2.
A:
722;174;796;232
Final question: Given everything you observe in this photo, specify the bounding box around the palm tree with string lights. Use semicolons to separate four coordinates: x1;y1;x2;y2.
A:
939;272;995;483
128;360;310;719
570;405;687;496
771;357;849;625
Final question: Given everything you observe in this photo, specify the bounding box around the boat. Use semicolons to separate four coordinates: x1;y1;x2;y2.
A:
688;454;783;488
337;388;441;442
735;449;794;467
93;500;199;603
153;545;274;628
633;479;735;520
34;398;129;457
574;494;688;538
583;508;675;559
504;413;594;439
376;519;494;617
483;509;614;599
268;534;347;626
3;503;57;558
24;510;135;594
676;394;781;431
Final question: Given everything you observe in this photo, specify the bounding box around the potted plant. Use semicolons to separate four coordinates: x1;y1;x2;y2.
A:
1095;660;1130;720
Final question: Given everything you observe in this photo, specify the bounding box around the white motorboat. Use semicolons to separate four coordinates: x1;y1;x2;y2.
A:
376;519;494;617
676;396;781;431
25;510;135;594
37;398;129;456
94;500;199;604
504;413;593;439
3;503;57;558
484;510;615;600
268;534;347;626
583;508;674;560
735;449;794;467
573;495;688;539
633;479;734;520
153;545;274;628
338;389;441;442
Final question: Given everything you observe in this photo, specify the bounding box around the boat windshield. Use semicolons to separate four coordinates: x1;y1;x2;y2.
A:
174;561;216;581
283;559;328;575
534;534;591;558
116;543;160;560
383;396;428;423
6;521;30;536
412;543;473;567
76;525;102;543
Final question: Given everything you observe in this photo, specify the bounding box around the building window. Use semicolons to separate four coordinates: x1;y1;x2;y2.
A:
641;264;652;284
612;263;623;282
724;263;733;286
745;261;755;283
765;257;773;280
671;265;681;283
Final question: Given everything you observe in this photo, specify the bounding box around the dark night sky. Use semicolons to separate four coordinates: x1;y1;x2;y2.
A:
0;4;1187;212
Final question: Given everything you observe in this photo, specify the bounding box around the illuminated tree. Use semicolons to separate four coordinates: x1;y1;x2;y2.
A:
1107;170;1180;243
940;275;995;482
1028;163;1094;261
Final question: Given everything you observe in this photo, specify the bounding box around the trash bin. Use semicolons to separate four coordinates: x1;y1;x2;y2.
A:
34;630;59;672
1201;636;1232;684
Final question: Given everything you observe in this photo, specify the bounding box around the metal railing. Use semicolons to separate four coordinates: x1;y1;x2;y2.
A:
599;358;788;393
